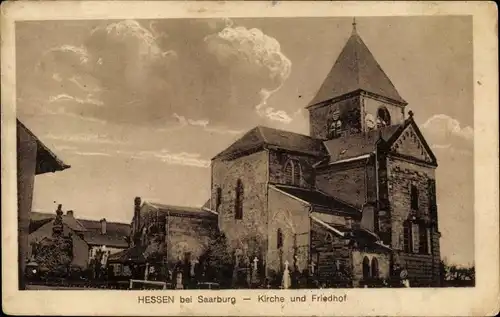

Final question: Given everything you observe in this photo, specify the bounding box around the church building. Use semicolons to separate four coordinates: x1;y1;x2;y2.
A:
132;21;441;288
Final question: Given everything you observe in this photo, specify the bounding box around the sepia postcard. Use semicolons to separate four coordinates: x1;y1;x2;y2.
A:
1;1;499;316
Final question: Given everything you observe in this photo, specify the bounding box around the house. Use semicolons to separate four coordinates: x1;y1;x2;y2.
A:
17;119;70;289
132;21;441;287
28;206;131;270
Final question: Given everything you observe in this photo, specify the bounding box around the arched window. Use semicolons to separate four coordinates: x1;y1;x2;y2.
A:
328;119;343;138
419;223;429;254
277;228;283;249
234;179;243;220
410;184;419;211
215;187;222;212
283;160;302;186
403;220;413;253
377;107;391;127
362;256;371;280
371;257;379;278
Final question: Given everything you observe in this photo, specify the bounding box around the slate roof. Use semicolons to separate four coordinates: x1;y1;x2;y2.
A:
29;211;130;248
321;123;403;165
272;184;360;215
308;29;406;108
213;126;327;160
17;119;70;175
108;245;146;263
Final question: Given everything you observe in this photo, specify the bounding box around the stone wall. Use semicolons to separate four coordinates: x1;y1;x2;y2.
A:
267;186;311;275
135;203;217;263
387;156;441;286
211;150;269;259
309;94;361;140
268;150;317;189
351;250;390;287
361;94;405;130
310;221;352;285
316;160;370;208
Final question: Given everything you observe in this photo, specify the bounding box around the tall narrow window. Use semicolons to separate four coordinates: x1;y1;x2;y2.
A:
412;223;420;253
283;160;302;186
371;257;379;278
234;179;243;220
362;256;371;280
428;179;438;224
215;187;222;212
419;223;429;254
277;228;283;249
403;220;412;253
410;184;419;211
293;161;301;185
284;161;293;185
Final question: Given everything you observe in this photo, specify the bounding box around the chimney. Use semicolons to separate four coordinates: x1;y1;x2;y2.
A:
134;197;141;231
66;210;74;217
100;218;107;235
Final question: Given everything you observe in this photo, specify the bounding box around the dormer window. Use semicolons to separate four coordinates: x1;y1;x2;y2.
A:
284;159;301;186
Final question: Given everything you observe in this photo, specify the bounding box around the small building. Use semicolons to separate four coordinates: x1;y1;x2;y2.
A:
17;119;70;289
28;207;131;270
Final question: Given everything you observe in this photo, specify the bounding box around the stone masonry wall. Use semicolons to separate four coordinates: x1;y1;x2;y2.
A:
268;149;317;189
211;150;269;260
315;160;368;208
309;94;361;140
361;95;405;130
351;250;390;286
267;186;311;275
387;157;441;286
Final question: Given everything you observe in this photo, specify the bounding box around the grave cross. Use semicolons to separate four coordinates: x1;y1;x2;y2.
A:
309;261;316;274
253;256;259;271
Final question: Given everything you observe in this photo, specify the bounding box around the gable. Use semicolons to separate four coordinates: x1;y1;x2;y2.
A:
390;124;435;164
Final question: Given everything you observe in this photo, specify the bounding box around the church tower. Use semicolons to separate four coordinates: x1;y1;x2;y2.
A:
307;19;407;140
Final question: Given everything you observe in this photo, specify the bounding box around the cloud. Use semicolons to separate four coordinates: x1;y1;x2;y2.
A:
43;133;126;145
123;149;210;168
73;151;112;157
24;19;294;131
205;23;292;125
421;114;473;151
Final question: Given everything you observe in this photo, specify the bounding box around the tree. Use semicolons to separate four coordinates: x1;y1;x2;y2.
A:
200;232;233;287
31;236;72;278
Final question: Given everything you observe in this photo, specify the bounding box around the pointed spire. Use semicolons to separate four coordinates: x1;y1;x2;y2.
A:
307;20;407;108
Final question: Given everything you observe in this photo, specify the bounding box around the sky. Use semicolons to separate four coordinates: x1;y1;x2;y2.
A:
16;16;474;266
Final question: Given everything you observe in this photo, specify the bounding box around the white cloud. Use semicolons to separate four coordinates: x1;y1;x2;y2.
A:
73;151;112;157
205;23;292;124
43;133;125;145
128;149;210;168
422;114;474;142
49;93;103;106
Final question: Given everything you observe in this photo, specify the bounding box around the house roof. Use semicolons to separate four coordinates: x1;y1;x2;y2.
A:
108;245;146;263
29;211;130;248
146;202;218;220
17;119;71;175
272;184;360;215
321;123;402;165
213;126;327;160
308;28;406;108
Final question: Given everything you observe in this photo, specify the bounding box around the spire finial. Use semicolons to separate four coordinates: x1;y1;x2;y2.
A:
352;17;357;33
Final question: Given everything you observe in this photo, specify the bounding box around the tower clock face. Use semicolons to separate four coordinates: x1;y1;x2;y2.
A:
365;114;376;130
